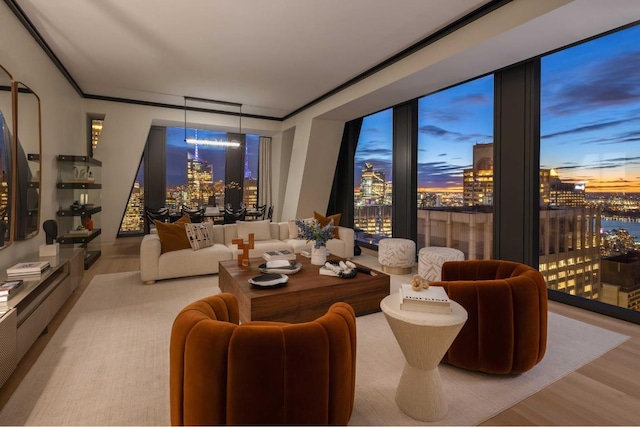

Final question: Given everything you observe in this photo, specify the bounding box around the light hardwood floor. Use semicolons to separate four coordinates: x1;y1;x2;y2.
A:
1;237;640;425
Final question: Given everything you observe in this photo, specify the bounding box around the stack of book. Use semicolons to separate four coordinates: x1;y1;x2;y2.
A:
262;250;296;262
0;279;24;306
399;284;452;314
6;261;51;278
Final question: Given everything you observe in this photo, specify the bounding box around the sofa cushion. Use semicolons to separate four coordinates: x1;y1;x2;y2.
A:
288;238;312;253
185;223;214;250
158;243;232;278
288;218;314;239
154;217;191;254
236;220;272;241
314;211;341;239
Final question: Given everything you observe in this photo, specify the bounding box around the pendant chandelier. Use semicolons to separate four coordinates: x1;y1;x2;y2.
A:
184;96;242;147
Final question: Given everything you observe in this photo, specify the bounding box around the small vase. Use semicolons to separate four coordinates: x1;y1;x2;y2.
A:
311;245;327;266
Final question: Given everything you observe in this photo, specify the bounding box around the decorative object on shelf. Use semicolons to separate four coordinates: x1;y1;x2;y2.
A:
71;166;88;182
43;220;57;244
232;233;254;266
83;215;94;231
67;226;91;236
295;218;334;266
411;274;429;291
70;201;82;211
40;219;60;256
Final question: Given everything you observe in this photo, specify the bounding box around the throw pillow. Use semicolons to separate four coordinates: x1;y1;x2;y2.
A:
154;218;191;254
288;217;314;239
174;214;191;224
236;220;272;241
184;223;214;250
314;211;341;239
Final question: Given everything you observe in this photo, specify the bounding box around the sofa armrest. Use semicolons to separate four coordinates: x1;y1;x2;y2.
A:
337;227;355;258
140;234;161;283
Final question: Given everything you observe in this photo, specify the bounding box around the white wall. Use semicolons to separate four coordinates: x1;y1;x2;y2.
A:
0;2;85;267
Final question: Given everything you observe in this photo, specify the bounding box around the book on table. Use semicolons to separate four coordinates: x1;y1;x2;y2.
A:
262;250;296;261
399;284;452;314
6;261;50;276
0;280;24;301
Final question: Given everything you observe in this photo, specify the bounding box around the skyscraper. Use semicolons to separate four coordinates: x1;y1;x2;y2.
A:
186;149;213;207
360;162;386;204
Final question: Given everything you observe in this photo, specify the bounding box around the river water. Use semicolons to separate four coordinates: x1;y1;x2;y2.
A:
600;219;640;238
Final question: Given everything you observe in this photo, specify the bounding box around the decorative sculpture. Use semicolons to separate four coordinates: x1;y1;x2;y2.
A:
43;219;58;244
232;233;254;267
40;219;60;256
411;274;429;291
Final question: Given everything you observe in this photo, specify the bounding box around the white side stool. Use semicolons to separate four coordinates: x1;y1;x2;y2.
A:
418;247;464;281
378;238;416;275
381;294;467;421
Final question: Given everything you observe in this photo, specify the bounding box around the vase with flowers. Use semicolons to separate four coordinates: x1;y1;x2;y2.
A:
295;218;334;265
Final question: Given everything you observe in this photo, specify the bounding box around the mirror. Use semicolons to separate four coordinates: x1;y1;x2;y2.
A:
0;65;14;250
14;81;41;240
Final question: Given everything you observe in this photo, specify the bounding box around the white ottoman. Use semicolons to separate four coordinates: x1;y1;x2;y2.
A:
378;238;416;275
418;247;465;282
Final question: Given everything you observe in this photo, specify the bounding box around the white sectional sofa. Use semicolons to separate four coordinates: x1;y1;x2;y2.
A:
140;220;354;283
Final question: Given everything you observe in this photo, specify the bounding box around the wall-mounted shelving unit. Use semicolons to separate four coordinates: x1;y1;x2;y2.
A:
56;155;102;269
23;153;41;237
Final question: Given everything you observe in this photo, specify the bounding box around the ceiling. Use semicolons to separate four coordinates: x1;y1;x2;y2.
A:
9;0;493;119
7;0;640;122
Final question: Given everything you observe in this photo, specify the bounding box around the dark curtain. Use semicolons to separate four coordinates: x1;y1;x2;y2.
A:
327;118;362;227
224;132;246;210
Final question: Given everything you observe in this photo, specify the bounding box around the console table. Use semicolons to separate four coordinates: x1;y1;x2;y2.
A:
0;248;84;388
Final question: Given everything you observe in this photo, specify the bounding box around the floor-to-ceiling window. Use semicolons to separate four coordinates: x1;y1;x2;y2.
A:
118;126;263;235
540;23;640;313
118;158;144;235
353;108;393;246
417;75;494;259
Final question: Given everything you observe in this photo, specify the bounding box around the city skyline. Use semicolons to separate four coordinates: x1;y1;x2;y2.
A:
165;127;259;187
355;23;640;194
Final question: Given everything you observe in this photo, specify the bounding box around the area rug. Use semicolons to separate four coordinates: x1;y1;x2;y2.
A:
0;267;630;426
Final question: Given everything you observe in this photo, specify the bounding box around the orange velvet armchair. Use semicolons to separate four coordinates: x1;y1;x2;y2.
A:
434;260;548;374
170;293;357;426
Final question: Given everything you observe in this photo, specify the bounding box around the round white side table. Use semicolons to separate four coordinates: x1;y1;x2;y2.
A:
380;293;467;422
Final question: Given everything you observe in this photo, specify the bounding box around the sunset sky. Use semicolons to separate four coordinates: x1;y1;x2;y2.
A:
355;23;640;194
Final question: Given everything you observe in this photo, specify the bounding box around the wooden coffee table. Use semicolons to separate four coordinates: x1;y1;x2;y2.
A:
218;255;390;323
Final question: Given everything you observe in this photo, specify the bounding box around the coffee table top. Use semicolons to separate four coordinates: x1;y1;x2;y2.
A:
219;255;385;295
219;254;390;323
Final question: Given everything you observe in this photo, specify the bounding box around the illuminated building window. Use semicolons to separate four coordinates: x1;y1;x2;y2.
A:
354;109;393;246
